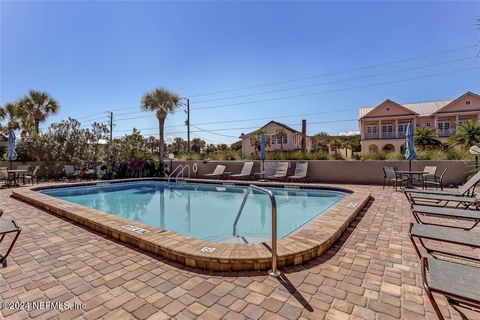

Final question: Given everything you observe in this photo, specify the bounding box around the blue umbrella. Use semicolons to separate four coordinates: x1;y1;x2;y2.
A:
260;134;266;172
404;123;416;171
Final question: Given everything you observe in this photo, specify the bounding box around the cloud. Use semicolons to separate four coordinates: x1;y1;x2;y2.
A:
165;136;175;144
338;130;360;136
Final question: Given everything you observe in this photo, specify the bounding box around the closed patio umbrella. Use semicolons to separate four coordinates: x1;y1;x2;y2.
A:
405;123;416;171
7;129;17;170
260;134;266;172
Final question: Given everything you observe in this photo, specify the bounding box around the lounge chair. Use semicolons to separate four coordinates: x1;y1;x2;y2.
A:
266;162;289;182
0;220;21;267
409;223;480;261
25;166;40;185
410;205;480;230
420;257;480;320
230;162;254;180
406;170;480;197
204;165;226;179
288;161;310;182
404;190;479;209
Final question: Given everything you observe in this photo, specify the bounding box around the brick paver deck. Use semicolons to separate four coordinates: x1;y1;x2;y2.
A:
0;184;475;319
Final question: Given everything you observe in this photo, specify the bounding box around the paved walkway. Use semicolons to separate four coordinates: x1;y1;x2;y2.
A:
0;185;474;319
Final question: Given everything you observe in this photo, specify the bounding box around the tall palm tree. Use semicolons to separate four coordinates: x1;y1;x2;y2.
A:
449;120;480;148
329;138;341;155
17;90;60;134
414;127;441;150
276;128;286;151
141;88;181;162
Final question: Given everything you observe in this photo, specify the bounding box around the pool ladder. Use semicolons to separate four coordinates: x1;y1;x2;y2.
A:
168;164;191;183
232;185;281;277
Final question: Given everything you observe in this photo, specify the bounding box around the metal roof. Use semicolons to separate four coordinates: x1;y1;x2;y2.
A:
359;99;452;119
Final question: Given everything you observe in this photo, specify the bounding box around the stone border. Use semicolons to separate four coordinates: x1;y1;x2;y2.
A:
11;178;370;271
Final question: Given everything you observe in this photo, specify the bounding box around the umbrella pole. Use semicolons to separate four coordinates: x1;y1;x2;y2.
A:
409;159;411;171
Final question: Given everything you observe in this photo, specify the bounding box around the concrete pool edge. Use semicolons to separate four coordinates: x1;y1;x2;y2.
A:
11;178;371;271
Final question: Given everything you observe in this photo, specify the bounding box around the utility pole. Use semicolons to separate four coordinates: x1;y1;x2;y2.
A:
186;98;190;153
109;112;113;141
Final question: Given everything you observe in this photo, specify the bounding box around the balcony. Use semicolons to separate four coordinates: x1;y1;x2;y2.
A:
365;133;379;139
437;128;456;137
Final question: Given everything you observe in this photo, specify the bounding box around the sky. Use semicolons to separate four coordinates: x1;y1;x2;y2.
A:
1;1;479;144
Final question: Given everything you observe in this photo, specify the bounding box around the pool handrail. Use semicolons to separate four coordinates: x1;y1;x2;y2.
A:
232;184;281;277
168;165;191;183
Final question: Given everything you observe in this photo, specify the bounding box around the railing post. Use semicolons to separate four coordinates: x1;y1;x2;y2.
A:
268;192;281;277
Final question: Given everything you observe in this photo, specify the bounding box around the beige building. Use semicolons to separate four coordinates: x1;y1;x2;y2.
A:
239;121;313;157
358;91;480;155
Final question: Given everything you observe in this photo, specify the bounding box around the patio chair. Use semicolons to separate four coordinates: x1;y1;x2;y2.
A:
0;209;4;218
15;165;30;185
204;165;226;179
0;220;21;267
287;161;310;182
405;170;480;197
96;165;107;179
383;166;407;190
266;162;289;182
25;166;40;185
409;223;480;261
420;257;480;320
64;165;79;182
0;167;15;187
230;162;254;180
410;205;480;230
423;168;448;191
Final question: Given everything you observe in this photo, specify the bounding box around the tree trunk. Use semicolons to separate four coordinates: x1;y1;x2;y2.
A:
35;121;40;134
158;117;165;163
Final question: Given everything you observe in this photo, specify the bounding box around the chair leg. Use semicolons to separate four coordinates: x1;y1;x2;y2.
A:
0;228;21;267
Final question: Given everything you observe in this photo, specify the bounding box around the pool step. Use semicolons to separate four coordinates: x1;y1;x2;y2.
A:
203;233;271;244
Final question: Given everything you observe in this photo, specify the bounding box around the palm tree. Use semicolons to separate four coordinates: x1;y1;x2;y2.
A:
414;127;442;150
449;120;480;148
141;88;181;162
17;90;60;134
329;138;342;155
276;128;287;151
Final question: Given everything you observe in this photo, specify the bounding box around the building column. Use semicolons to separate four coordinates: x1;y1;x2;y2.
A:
434;116;438;135
395;119;398;138
413;118;416;131
379;120;382;139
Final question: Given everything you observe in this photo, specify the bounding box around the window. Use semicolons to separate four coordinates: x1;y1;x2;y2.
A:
416;123;421;128
283;135;288;144
426;122;431;127
458;116;470;127
270;134;276;145
466;100;472;105
249;137;254;146
386;107;391;111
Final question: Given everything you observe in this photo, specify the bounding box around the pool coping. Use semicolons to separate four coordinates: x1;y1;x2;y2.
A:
11;178;371;271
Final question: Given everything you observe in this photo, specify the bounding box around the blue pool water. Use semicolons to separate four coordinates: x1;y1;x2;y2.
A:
41;181;344;243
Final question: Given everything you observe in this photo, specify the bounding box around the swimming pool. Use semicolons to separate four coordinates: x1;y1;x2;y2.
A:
41;181;345;243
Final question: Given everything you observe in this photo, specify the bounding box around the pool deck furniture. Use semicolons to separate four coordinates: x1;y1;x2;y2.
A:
396;170;428;188
230;162;254;180
0;209;4;218
408;223;480;261
405;170;480;197
204;165;227;179
410;205;480;230
420;257;480;320
7;170;28;187
64;165;79;182
0;220;21;267
25;166;40;185
404;190;479;209
382;166;408;190
266;162;289;182
423;168;448;190
287;161;310;182
11;178;370;271
0;167;16;188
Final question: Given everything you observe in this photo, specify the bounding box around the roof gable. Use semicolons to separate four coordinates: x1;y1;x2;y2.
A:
361;99;418;119
240;121;305;137
434;91;480;114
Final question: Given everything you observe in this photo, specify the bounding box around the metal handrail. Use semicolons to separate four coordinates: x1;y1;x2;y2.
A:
168;165;191;183
168;165;184;183
232;184;281;277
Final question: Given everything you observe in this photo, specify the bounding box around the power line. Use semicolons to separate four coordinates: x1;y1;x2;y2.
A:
191;125;240;138
190;66;480;111
192;56;478;104
112;108;357;132
187;44;478;98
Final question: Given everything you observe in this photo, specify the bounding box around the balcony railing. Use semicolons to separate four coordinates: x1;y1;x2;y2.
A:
437;128;456;137
365;133;379;139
